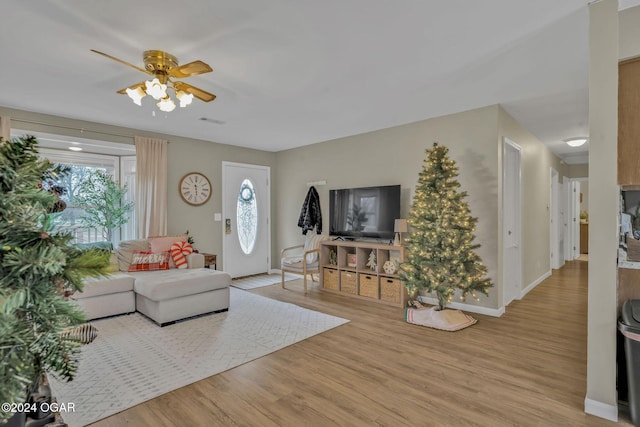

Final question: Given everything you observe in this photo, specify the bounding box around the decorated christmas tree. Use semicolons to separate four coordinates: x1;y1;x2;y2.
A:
400;143;492;310
0;135;109;423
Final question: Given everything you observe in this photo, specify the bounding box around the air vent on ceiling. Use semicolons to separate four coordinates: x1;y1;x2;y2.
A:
199;117;226;125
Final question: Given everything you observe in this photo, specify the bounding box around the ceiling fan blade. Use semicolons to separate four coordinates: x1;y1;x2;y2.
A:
116;82;146;94
91;49;152;75
168;61;213;78
174;81;216;102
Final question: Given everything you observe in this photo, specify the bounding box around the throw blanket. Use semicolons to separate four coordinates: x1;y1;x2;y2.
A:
298;186;322;235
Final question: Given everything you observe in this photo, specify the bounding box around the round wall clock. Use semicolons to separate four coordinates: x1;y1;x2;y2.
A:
179;172;212;206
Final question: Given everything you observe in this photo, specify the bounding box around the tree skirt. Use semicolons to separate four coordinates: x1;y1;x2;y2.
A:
405;306;477;331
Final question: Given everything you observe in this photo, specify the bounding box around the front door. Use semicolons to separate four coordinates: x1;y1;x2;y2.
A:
222;162;270;278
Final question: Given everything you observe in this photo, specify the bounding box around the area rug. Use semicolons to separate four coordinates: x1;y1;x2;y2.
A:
231;272;299;290
405;306;477;331
49;287;349;427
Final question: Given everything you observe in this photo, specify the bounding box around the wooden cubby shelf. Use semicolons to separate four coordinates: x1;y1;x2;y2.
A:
319;240;406;307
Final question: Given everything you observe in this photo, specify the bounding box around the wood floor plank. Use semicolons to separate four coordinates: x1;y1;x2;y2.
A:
91;261;630;426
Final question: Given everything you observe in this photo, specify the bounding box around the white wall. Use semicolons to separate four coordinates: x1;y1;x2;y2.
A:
585;0;619;420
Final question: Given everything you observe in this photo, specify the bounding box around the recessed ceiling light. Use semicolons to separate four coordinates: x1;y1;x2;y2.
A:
68;146;83;151
565;138;588;147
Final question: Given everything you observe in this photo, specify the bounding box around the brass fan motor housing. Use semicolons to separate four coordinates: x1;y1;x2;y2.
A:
143;50;179;74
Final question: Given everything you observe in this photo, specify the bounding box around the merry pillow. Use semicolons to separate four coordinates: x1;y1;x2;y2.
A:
128;251;170;272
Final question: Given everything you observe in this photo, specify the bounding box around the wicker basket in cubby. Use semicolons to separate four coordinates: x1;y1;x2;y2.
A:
380;278;402;304
359;274;379;299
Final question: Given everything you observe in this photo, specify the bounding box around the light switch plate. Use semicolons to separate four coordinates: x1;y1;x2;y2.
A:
214;213;222;221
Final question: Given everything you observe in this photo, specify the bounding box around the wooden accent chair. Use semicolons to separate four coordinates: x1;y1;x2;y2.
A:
280;233;328;294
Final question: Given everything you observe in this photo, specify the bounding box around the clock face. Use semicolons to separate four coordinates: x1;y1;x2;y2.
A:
179;173;212;206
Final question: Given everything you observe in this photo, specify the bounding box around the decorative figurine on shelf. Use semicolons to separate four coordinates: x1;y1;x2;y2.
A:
329;249;337;265
367;250;377;270
383;259;398;275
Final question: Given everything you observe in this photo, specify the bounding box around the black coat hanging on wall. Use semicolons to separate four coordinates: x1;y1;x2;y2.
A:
298;186;322;235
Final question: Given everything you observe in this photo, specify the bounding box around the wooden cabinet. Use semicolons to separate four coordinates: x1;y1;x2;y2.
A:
580;223;589;254
618;57;640;185
319;240;406;307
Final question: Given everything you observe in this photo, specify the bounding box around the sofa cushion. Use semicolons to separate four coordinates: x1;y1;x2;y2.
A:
128;251;170;272
170;241;193;269
118;239;149;272
74;273;135;299
148;234;188;268
131;269;231;302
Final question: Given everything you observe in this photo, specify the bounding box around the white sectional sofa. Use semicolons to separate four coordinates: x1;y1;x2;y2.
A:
72;238;231;326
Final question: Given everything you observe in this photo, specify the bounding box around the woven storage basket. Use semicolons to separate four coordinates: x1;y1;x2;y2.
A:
340;271;357;294
359;274;379;299
323;268;339;291
380;278;401;303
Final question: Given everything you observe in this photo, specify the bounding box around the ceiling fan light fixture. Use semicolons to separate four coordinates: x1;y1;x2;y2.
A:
126;86;146;106
565;137;588;147
157;97;176;112
91;49;216;113
145;78;167;100
176;90;194;108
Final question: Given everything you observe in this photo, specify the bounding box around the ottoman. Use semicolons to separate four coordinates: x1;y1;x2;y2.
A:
131;268;231;326
71;273;136;320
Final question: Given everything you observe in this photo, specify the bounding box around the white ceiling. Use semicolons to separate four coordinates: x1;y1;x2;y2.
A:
0;0;630;162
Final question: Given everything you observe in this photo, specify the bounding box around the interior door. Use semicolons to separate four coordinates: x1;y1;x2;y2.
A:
563;176;571;261
503;138;522;307
570;180;581;260
222;162;270;278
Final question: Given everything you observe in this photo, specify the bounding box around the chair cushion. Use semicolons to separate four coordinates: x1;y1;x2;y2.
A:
303;234;328;263
282;256;319;271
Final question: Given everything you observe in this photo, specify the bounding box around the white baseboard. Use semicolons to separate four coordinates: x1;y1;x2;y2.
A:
417;296;505;317
584;397;618;422
269;268;282;275
520;270;551;299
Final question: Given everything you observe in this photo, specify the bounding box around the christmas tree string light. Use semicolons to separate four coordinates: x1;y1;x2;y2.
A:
399;143;493;310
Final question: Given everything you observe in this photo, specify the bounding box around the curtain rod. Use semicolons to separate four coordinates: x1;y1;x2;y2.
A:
12;118;134;140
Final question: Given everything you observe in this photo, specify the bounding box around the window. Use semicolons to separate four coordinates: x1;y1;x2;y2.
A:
236;179;258;254
39;148;136;245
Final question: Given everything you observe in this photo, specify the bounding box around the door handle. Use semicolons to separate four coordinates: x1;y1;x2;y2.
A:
508;230;512;235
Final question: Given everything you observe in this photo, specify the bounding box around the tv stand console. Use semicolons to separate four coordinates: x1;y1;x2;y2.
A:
319;240;406;307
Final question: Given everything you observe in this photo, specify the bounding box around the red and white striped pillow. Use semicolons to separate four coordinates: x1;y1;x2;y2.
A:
170;241;193;269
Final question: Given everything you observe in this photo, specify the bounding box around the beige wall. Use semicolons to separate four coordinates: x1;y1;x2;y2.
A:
568;164;589;178
275;104;563;312
585;0;619;418
620;4;640;60
498;107;567;294
0;106;278;268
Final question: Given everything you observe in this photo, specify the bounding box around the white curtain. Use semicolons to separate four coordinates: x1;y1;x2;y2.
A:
135;136;168;238
0;116;11;142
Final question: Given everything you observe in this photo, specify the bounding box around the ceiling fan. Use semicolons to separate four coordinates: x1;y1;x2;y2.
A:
91;49;216;112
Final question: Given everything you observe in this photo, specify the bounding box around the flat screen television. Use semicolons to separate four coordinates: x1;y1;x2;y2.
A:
329;185;401;240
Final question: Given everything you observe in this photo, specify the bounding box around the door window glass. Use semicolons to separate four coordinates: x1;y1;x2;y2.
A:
237;179;258;254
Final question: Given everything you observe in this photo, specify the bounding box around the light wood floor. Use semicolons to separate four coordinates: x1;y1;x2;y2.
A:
94;261;630;426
